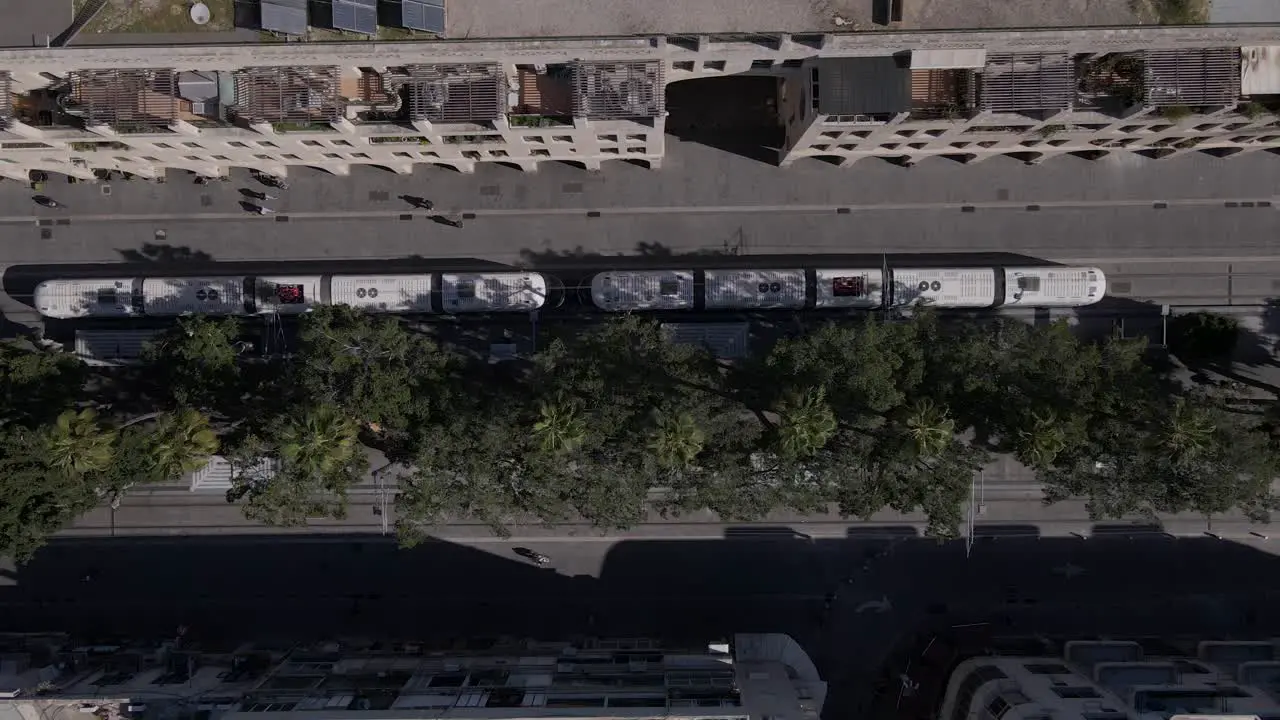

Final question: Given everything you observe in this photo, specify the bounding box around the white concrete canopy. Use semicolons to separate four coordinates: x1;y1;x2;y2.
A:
910;48;988;69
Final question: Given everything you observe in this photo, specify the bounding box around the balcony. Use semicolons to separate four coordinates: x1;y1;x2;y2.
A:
402;63;506;126
909;68;976;120
1075;53;1146;115
231;66;343;127
63;68;181;133
510;65;574;127
0;72;10;130
340;69;403;124
1142;47;1241;111
980;53;1074;117
571;61;664;120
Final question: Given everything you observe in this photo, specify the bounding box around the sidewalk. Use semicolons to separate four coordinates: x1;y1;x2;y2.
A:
59;494;1276;543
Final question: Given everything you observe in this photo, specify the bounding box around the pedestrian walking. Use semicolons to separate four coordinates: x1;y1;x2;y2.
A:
401;194;434;210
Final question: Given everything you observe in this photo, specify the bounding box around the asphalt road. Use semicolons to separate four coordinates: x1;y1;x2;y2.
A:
3;534;1280;717
4;204;1280;266
0;142;1275;271
1;142;1278;323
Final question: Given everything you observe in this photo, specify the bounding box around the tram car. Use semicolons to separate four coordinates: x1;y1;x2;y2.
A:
33;265;1103;319
588;266;1105;312
34;272;553;319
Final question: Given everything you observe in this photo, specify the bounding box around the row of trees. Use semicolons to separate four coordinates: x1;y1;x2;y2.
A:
2;306;1277;560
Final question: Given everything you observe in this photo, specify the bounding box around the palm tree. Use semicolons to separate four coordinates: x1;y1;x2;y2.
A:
278;404;360;477
532;401;587;454
1160;397;1217;463
648;411;706;469
903;398;955;459
146;408;220;482
43;408;116;476
775;388;838;459
1018;409;1067;468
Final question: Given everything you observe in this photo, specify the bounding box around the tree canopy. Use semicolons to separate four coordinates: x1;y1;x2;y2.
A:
3;307;1278;562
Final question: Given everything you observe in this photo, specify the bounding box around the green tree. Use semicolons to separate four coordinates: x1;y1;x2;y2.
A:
901;398;955;459
647;411;706;469
145;408;220;481
773;388;838;459
531;400;587;455
399;412;582;540
1159;396;1217;463
1016;409;1069;469
837;429;984;539
757;319;924;428
43;409;116;476
226;404;367;525
1168;311;1240;365
0;432;101;561
294;305;457;436
278;403;361;477
141;316;244;411
1042;387;1280;522
0;340;86;428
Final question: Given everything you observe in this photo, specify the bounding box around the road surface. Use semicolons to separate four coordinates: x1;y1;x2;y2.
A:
2;143;1278;326
58;478;1276;541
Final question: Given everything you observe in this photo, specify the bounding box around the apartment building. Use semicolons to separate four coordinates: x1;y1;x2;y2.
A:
780;47;1280;167
941;639;1280;720
0;634;824;720
1;24;1280;177
0;60;665;181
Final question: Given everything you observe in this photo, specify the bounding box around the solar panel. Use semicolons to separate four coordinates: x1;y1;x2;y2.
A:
333;0;377;34
402;0;445;32
260;0;307;34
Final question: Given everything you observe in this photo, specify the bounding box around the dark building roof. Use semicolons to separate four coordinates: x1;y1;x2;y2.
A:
814;57;911;116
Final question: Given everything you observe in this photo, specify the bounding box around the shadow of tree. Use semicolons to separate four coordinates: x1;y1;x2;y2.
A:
117;244;214;263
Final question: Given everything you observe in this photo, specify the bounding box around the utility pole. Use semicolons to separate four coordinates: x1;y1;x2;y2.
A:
372;463;394;536
881;253;890;322
1160;304;1170;348
965;471;977;559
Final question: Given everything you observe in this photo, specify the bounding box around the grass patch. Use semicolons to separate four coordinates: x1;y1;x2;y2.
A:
76;0;235;33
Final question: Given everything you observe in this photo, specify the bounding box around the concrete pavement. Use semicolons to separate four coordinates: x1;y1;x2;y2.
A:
57;479;1277;541
8;143;1280;217
3;206;1278;267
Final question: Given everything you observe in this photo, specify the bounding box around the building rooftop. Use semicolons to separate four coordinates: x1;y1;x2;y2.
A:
941;640;1280;720
816;57;911;116
0;635;822;720
439;0;1148;38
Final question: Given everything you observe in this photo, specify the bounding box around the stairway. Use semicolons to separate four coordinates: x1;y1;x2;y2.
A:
51;0;108;47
